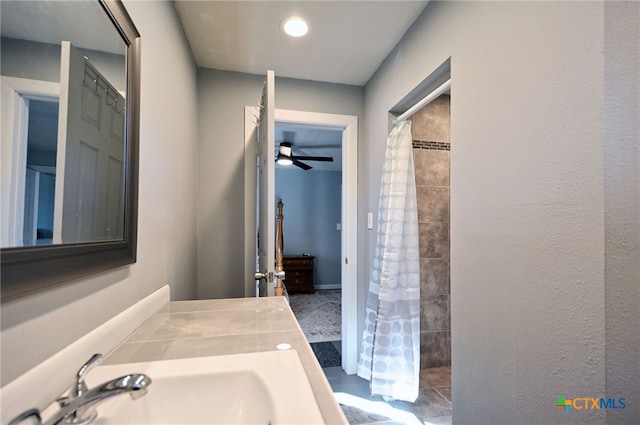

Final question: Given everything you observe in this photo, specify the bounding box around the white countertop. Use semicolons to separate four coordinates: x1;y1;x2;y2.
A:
104;296;348;424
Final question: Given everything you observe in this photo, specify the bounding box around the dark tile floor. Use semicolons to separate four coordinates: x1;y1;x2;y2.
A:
288;292;451;424
324;365;452;425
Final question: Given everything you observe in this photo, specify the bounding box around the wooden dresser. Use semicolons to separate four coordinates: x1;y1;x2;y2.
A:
283;255;315;294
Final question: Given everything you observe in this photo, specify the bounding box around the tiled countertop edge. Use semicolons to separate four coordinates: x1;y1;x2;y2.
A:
0;285;170;424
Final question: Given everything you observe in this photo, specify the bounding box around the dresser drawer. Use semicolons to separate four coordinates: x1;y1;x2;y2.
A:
282;256;314;294
288;274;312;285
283;258;314;270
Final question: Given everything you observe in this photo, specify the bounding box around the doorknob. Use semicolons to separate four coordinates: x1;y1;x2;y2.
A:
254;271;286;281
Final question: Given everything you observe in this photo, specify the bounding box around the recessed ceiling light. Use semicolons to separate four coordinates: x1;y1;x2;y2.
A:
282;16;309;38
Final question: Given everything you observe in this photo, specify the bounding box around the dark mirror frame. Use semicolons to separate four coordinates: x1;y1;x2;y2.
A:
1;0;140;302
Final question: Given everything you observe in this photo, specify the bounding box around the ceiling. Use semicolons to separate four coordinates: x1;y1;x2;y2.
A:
174;0;429;171
2;0;429;86
0;0;125;54
173;0;429;86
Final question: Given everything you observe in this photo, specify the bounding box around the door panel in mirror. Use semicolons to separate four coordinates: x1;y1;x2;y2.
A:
55;41;125;244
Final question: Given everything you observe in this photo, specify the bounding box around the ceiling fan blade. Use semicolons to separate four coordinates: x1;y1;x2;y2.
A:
295;144;341;149
295;155;334;162
293;159;312;170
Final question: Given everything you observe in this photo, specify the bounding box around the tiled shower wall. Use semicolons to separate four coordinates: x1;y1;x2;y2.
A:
411;95;451;368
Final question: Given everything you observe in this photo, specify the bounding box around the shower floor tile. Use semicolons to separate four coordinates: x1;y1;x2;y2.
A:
325;365;452;425
434;386;451;403
420;365;451;389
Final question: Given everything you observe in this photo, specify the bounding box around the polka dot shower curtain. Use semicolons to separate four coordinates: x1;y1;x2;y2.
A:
358;120;420;402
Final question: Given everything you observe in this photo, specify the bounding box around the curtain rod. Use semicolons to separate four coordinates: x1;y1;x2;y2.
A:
394;78;451;125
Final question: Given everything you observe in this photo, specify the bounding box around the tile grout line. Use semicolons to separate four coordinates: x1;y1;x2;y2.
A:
432;387;452;406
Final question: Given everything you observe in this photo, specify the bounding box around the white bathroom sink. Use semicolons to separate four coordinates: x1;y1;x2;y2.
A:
46;350;325;424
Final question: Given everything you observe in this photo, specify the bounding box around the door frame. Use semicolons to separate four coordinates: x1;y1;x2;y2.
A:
243;108;359;374
1;76;59;247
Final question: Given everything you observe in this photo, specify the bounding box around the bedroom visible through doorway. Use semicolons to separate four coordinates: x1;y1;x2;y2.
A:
242;107;358;372
276;109;358;374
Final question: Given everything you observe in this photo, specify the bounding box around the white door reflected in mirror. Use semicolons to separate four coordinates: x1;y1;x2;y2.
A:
0;0;127;248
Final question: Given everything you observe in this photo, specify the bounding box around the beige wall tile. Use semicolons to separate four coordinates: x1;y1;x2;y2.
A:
414;150;450;186
411;95;450;142
417;186;450;223
420;331;451;368
420;258;450;295
419;222;450;259
421;295;450;332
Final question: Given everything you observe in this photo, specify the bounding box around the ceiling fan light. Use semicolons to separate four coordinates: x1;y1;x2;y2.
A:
277;153;293;166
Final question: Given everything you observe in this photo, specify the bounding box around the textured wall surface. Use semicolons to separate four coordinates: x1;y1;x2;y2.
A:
363;2;611;423
604;2;640;423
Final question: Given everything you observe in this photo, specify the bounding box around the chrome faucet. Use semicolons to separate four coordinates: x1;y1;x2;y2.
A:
10;354;152;425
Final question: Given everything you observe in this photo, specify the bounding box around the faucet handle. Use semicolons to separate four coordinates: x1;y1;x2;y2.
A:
73;353;103;397
57;353;104;408
57;353;104;420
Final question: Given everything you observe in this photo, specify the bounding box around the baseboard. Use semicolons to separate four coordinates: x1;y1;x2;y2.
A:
315;284;342;291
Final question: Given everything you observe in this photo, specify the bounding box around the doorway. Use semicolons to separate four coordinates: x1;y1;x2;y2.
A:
23;99;59;246
275;122;342;366
1;76;59;248
275;109;358;374
274;121;342;292
243;108;359;373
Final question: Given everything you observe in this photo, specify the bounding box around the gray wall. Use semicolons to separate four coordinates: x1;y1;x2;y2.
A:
1;0;199;386
1;37;126;91
363;1;638;424
196;69;363;299
604;2;640;424
275;168;342;288
1;38;61;82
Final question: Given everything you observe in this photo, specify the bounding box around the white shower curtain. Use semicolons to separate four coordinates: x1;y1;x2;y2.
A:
358;120;420;402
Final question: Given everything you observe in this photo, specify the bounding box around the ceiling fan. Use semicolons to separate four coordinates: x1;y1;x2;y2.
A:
276;142;333;170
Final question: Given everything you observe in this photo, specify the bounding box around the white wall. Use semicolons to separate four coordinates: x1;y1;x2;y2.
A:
0;0;199;387
363;2;637;423
196;69;363;299
275;168;342;287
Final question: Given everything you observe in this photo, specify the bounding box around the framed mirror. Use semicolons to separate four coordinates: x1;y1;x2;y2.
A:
0;0;140;301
